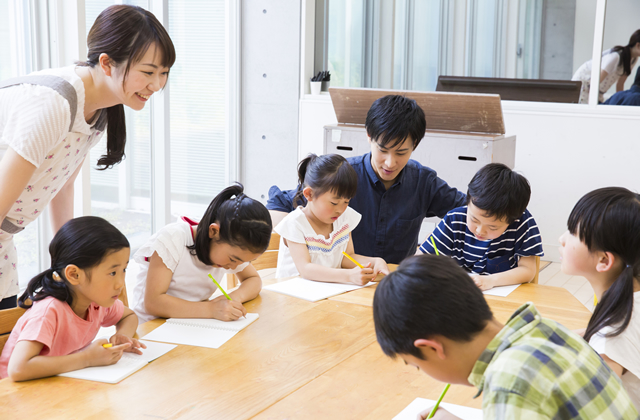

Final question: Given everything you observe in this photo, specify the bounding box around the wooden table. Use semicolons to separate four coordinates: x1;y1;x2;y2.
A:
0;278;591;420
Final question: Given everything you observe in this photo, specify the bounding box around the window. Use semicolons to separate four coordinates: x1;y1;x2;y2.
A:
86;1;153;253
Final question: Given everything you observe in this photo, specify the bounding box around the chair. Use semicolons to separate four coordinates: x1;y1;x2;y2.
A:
530;256;541;284
119;285;129;307
0;306;26;354
227;232;280;289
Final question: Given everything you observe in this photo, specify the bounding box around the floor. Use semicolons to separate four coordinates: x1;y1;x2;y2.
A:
538;261;595;312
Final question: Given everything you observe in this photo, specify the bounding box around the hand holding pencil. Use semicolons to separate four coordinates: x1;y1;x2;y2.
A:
208;274;247;321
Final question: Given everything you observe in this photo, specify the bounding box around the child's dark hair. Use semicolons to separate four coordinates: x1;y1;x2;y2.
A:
188;183;272;265
568;187;640;342
466;163;531;224
19;216;129;309
373;255;493;360
293;154;357;205
365;95;426;150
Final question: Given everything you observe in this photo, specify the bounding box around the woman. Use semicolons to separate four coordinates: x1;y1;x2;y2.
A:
572;29;640;104
0;5;175;308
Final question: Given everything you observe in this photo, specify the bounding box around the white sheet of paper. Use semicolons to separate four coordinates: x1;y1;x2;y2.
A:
393;397;483;420
263;277;374;302
482;283;520;297
58;340;176;384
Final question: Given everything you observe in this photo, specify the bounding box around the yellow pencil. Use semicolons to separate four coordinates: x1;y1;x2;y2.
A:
430;236;440;256
102;343;113;348
428;383;450;418
342;251;364;269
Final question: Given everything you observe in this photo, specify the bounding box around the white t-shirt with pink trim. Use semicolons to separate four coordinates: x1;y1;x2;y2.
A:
131;217;249;324
274;206;361;278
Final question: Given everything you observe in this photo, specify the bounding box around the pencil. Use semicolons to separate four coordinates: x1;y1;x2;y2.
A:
430;236;440;256
102;343;113;348
342;251;364;269
208;274;232;300
427;383;450;418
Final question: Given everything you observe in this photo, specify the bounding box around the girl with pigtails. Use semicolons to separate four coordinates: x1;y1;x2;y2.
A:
131;184;272;324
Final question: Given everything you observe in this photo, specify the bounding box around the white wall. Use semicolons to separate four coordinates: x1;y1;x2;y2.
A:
572;0;596;73
296;96;640;262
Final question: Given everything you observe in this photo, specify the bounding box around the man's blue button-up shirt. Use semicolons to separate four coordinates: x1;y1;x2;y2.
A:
267;153;466;264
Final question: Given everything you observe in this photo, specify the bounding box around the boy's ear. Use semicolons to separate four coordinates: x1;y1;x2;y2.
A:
414;338;447;360
208;223;220;240
302;186;314;201
64;265;82;286
596;251;617;273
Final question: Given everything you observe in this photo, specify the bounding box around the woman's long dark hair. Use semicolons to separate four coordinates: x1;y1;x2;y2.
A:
568;187;640;342
19;216;129;309
188;183;272;265
78;5;176;170
611;29;640;76
293;154;358;205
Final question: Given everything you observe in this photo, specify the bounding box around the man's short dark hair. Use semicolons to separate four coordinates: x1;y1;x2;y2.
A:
466;163;531;224
373;255;493;360
365;95;426;150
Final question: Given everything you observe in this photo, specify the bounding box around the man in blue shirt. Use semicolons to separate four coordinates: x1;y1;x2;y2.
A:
604;67;640;106
267;95;465;264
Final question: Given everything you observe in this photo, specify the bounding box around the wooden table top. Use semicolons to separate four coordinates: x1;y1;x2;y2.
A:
0;274;591;420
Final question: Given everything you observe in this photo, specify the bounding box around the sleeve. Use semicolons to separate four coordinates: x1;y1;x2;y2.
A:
266;185;306;212
422;168;467;219
341;207;362;233
592;327;640;380
601;52;620;74
482;391;552;420
0;85;71;168
133;224;186;273
228;261;250;274
100;299;125;327
274;212;307;244
418;216;454;256
15;306;57;352
514;211;544;258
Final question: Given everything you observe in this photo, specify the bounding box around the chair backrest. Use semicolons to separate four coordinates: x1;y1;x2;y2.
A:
227;233;281;289
0;306;26;354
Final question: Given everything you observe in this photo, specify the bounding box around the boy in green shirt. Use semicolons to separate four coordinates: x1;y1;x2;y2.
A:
373;255;639;419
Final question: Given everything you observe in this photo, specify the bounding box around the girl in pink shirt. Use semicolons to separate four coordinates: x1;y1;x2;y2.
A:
0;216;144;381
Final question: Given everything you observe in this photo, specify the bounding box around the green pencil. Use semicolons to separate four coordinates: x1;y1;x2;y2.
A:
427;383;450;418
208;274;232;300
430;236;440;256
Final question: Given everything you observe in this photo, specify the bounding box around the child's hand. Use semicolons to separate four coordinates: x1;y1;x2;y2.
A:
83;339;131;367
210;295;247;321
418;407;461;420
372;258;390;279
347;263;375;286
109;333;147;355
470;274;494;291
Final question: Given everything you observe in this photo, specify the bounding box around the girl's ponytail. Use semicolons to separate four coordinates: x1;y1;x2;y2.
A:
19;269;74;309
568;187;640;342
96;104;126;170
584;263;636;342
190;183;272;265
293;154;316;207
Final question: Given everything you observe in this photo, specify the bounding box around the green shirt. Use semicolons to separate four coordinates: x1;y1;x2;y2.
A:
468;303;639;419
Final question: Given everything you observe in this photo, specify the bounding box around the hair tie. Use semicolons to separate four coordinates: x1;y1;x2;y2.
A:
52;270;62;281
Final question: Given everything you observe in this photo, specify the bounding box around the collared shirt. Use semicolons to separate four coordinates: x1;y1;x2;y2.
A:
604;85;640;106
266;153;465;264
419;206;543;274
469;303;639;420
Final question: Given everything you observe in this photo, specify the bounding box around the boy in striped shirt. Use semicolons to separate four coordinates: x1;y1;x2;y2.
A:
417;163;543;291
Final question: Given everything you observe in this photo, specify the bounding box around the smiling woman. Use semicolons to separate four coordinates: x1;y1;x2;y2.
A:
0;4;175;308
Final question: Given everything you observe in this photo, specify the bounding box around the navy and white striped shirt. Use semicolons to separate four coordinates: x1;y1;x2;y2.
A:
419;206;544;274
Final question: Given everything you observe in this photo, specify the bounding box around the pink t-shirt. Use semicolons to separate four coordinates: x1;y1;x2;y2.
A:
0;296;124;378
